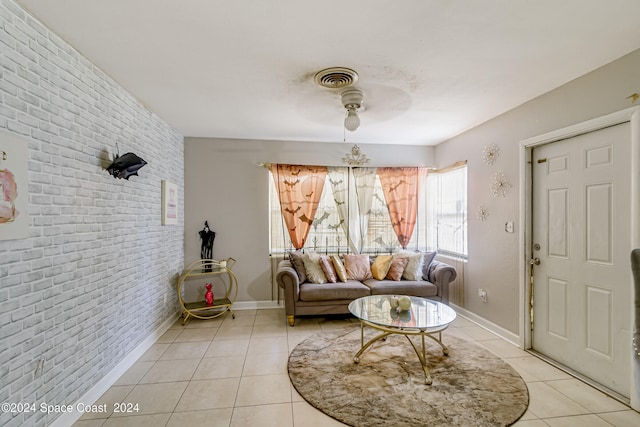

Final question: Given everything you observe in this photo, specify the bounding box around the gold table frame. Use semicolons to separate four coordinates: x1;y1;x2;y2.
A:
178;258;238;324
349;295;456;385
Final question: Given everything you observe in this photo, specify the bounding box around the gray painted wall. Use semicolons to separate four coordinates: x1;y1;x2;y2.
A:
0;2;184;426
436;48;640;334
184;138;435;303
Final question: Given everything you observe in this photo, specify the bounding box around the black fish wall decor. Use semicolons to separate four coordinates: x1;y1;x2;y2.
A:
106;152;147;180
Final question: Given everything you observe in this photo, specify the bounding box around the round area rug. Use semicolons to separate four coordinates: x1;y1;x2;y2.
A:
288;326;529;427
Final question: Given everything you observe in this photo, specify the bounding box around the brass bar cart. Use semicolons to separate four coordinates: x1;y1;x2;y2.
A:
178;258;238;324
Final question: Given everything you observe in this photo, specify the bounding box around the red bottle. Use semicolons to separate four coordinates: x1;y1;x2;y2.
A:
204;283;214;306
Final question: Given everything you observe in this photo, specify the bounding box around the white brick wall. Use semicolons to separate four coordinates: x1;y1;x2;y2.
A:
0;1;184;425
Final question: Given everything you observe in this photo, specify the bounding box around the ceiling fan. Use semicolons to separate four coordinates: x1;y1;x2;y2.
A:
314;67;364;132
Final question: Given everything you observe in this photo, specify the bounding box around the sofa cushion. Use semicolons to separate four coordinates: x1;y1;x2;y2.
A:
331;255;348;282
421;251;437;280
394;251;424;281
386;257;408;281
299;280;371;302
288;251;307;283
371;255;393;280
363;278;438;298
303;252;327;284
319;255;337;283
344;254;372;281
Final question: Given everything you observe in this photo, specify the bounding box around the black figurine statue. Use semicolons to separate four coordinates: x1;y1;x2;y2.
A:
199;221;216;271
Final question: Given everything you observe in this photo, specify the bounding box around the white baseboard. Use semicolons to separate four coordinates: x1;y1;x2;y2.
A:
49;311;181;427
451;303;521;347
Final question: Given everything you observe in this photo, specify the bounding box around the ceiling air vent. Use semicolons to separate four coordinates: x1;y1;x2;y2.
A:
314;67;359;89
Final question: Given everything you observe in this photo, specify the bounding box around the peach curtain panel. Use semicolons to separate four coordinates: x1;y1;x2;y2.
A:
377;167;421;248
270;164;327;249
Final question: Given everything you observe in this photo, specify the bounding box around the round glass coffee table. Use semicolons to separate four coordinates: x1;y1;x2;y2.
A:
348;295;457;385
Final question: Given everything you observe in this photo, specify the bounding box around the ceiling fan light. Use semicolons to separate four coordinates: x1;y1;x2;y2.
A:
344;109;360;132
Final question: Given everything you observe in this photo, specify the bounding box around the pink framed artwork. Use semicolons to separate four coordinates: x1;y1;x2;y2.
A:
0;131;29;240
162;180;178;225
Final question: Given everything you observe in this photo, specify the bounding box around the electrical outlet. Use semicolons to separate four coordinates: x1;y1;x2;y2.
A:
505;221;514;233
478;289;487;303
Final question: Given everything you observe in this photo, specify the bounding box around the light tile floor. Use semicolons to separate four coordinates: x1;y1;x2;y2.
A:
72;308;640;427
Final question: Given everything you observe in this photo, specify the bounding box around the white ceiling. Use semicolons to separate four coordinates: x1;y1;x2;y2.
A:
16;0;640;145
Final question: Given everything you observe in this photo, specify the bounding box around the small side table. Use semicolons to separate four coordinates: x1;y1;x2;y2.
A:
178;258;238;324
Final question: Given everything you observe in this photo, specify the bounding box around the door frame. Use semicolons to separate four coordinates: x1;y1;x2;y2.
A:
518;106;640;409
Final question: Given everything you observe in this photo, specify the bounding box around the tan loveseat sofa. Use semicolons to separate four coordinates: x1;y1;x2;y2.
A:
276;253;457;326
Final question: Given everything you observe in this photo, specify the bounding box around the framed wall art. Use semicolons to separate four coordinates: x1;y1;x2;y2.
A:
161;180;178;225
0;131;29;240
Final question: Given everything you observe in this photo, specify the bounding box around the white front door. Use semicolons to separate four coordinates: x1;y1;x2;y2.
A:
531;122;631;397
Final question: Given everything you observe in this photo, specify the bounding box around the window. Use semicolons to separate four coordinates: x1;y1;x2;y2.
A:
362;173;428;253
268;164;466;257
269;173;349;254
426;163;467;258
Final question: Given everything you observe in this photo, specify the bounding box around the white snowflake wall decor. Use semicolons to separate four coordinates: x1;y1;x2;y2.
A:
482;143;500;165
476;204;489;221
491;170;511;198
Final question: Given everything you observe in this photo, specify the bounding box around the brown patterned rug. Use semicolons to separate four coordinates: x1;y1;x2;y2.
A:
288;326;529;427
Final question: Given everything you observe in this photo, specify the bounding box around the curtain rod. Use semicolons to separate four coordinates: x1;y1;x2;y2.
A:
256;162;437;170
431;160;467;174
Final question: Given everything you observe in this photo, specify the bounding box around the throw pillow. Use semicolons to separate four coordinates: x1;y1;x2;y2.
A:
386;257;408;281
394;250;424;281
302;252;327;284
421;251;437;281
344;254;372;281
371;255;393;280
331;255;348;282
319;255;337;283
288;250;307;283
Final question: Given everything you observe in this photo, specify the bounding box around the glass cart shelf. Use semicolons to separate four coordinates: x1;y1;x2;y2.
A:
178;258;238;324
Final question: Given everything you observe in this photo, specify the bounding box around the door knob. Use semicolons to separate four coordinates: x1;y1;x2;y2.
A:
530;258;540;265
